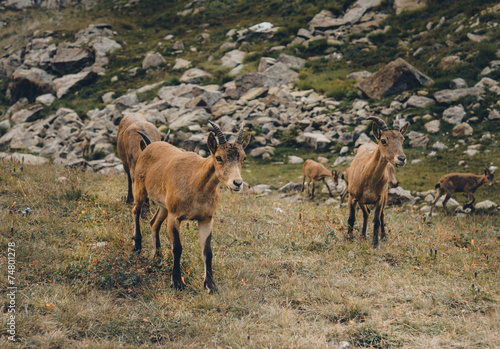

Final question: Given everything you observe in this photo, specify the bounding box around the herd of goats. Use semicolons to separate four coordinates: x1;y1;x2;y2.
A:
112;113;495;293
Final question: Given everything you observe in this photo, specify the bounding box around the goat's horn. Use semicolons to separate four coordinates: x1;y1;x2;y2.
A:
367;116;389;131
164;129;171;142
137;131;152;146
236;122;245;144
208;120;227;145
393;115;401;131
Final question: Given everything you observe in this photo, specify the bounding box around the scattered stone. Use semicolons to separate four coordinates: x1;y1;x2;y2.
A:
388;187;417;205
431;141;447;150
142;52;166;69
405;95;435;108
288;155;304;164
424;120;440;133
442;105;466;124
452;123;473;137
180;68;213;84
434;87;484;104
450;78;467;89
475;200;497;210
36;93;56;106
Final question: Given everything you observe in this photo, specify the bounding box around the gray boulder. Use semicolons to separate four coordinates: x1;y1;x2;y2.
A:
8;67;55;102
296;132;331;150
10;104;43;124
442;105;466;124
180;68;213;84
388;186;417;205
51;47;95;75
452;123;473;137
357;58;433;98
405;95;435;108
142;52;166;69
424;120;440;133
52;71;97;98
434;87;484;104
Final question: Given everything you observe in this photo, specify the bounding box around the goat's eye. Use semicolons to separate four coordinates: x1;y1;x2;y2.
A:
216;156;223;162
381;139;387;145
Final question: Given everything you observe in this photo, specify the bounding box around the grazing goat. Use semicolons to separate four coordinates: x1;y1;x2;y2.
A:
346;116;409;248
430;167;495;213
117;113;161;203
133;121;250;293
340;163;399;205
301;159;338;199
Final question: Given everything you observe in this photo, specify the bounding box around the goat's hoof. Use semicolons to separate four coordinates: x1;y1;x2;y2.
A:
171;278;185;290
204;280;218;294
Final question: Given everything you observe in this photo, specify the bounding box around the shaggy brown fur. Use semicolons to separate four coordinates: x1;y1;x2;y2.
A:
132;121;250;293
117;113;161;203
301;159;338;199
431;168;495;213
346;117;409;248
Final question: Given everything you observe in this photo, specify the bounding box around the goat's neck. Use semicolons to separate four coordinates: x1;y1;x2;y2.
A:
366;146;389;181
476;174;487;188
198;157;220;193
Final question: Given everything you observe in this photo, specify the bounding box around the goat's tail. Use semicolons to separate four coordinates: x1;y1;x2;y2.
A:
435;183;440;189
137;131;152;151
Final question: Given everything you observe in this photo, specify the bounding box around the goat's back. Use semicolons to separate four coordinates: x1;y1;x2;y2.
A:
437;173;481;193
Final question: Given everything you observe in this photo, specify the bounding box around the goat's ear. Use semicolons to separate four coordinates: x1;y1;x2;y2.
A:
140;140;147;151
372;122;382;140
207;132;218;155
240;133;251;150
399;122;410;136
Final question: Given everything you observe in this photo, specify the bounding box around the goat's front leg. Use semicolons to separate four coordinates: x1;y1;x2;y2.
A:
380;210;386;240
301;176;306;193
359;203;369;239
464;193;476;211
323;178;333;197
346;195;356;241
199;219;217;293
311;180;316;199
167;216;184;290
150;206;168;258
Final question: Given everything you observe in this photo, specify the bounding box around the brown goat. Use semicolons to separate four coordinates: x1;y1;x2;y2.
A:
117;113;161;203
133;121;250;293
346;116;409;248
301;159;338;199
340;163;399;206
430;168;495;213
81;135;91;158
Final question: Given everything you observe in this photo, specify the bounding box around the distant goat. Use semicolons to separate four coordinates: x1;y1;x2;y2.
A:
117;113;161;203
340;163;399;206
81;135;91;158
133;121;250;293
346;116;409;248
430;167;495;213
301;159;338;199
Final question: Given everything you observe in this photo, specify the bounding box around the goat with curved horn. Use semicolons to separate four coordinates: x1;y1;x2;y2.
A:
132;121;251;293
208;120;227;146
236;122;245;144
367;116;389;131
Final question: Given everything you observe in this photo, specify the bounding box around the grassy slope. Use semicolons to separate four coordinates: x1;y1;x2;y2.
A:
0;157;499;348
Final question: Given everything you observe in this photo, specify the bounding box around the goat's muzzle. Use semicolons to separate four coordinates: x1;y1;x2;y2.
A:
395;156;406;168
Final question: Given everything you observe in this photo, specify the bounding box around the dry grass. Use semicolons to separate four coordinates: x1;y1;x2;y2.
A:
0;159;499;348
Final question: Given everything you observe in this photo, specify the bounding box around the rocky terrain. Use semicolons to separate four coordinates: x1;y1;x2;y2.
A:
0;0;498;212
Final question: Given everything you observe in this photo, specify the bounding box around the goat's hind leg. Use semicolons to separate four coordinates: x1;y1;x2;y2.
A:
199;219;217;293
323;178;333;197
463;193;476;211
150;206;168;258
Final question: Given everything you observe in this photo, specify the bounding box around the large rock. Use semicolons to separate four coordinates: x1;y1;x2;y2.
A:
277;53;306;70
357;58;433;98
424;120;440;133
8;67;55;102
142;52;166;69
452;123;473;137
166;108;211;130
309;0;383;31
296;132;331;150
0;152;48;165
437;55;461;70
405;95;435;108
52;71;97;99
434;87;484;104
0;54;22;78
51;47;95;75
263;62;299;85
225;72;279;100
394;0;426;14
407;131;429;148
388;187;417;205
442;105;466;125
10;104;43;124
180;68;213;84
221;50;246;68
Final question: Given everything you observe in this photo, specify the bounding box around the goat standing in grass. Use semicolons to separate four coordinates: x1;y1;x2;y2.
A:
430;167;495;213
346;116;409;248
133;121;250;293
340;163;399;206
301;159;338;199
117;113;162;204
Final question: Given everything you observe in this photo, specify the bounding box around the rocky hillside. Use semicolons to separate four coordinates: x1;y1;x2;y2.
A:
0;0;498;207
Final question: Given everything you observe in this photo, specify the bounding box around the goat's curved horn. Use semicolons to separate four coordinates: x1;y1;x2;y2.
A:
393;115;401;131
367;116;389;131
208;120;227;145
137;131;152;146
236;122;245;144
